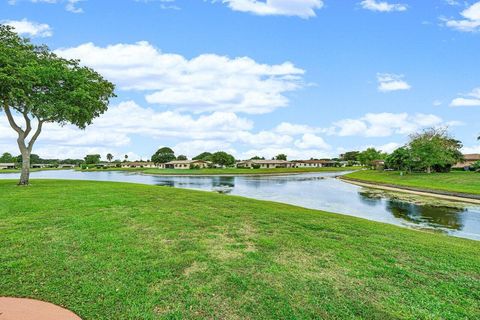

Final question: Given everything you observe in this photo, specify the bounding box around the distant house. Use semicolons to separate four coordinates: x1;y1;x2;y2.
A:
293;160;338;168
453;154;480;170
372;160;385;170
122;161;157;168
158;160;211;169
59;164;76;169
0;163;16;170
31;164;55;169
237;159;294;169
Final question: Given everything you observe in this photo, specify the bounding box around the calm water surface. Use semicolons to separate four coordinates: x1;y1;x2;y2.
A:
1;170;479;240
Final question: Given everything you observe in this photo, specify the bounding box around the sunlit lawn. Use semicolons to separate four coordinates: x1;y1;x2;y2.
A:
1;180;479;319
345;170;480;195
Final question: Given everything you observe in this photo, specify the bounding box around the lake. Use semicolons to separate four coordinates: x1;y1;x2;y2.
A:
1;170;479;240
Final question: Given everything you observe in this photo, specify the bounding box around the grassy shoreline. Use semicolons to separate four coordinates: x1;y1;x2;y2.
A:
344;170;480;196
0;179;479;319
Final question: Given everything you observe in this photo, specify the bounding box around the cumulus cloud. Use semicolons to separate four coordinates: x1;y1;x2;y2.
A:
241;147;333;160
333;113;444;137
443;1;480;32
294;133;331;149
377;73;411;92
274;122;325;135
55;41;304;114
8;0;85;13
450;87;480;107
360;0;407;12
2;19;53;37
217;0;324;18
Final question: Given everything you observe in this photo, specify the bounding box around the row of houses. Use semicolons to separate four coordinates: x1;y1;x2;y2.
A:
0;163;77;170
237;159;341;169
119;159;345;170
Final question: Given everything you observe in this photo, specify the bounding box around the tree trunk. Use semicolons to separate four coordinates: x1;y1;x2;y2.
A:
18;149;30;186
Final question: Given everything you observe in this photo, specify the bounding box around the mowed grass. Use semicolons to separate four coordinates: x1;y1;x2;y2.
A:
345;170;480;196
81;166;359;175
0;180;479;319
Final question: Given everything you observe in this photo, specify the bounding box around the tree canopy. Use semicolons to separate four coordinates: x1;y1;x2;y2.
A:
192;152;212;161
408;128;463;173
0;152;15;163
275;154;287;161
151;147;176;164
84;154;101;165
358;148;386;168
0;25;115;184
177;155;188;161
211;151;235;167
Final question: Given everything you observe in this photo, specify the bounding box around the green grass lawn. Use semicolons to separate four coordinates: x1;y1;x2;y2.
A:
0;180;479;319
81;166;358;175
344;170;480;196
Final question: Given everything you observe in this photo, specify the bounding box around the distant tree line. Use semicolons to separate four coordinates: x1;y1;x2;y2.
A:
0;152;84;166
339;128;467;173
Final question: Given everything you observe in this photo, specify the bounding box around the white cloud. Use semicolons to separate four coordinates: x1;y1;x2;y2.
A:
135;0;180;10
462;145;480;154
450;87;480;107
360;0;407;12
274;122;325;135
218;0;324;19
294;133;330;149
55;41;304;114
443;1;480;32
173;140;236;158
377;73;411;92
8;0;85;13
333;113;444;138
241;147;333;160
2;19;53;38
65;0;84;13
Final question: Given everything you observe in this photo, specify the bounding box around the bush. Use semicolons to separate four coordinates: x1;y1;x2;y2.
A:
252;164;261;169
471;161;480;171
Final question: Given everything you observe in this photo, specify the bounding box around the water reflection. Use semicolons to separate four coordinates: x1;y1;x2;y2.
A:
386;201;465;231
1;170;479;240
359;190;466;230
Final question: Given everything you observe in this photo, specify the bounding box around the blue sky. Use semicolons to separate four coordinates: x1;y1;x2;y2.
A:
1;0;480;160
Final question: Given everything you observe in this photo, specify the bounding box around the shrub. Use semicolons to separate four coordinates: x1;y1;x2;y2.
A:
252;164;261;169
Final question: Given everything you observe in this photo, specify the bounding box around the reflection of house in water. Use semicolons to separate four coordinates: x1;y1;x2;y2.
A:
386;201;465;230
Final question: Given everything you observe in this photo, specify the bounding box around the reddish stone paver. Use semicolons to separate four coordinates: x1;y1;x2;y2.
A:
0;297;81;320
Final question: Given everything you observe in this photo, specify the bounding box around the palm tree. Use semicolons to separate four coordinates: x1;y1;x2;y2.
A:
106;153;113;162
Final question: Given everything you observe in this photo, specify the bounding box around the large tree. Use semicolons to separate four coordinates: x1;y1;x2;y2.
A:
409;128;463;173
211;151;235;167
358;148;386;169
151;147;176;164
84;154;101;165
192;152;212;161
0;152;15;163
0;25;115;185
